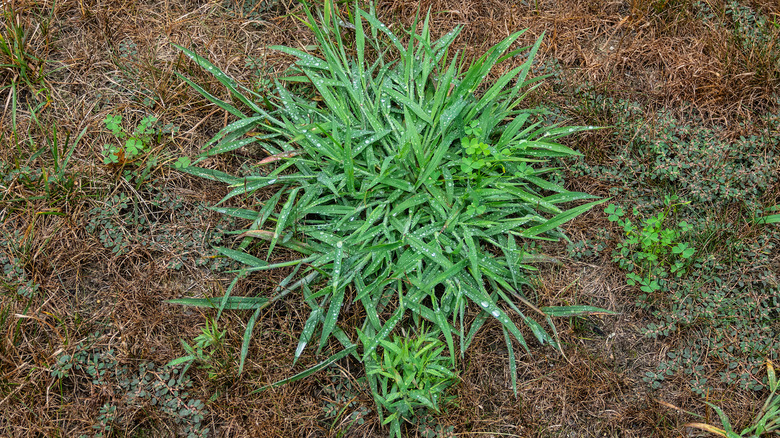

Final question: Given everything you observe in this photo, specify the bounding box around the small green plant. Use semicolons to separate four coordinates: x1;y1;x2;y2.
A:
85;193;134;255
686;360;779;437
101;114;178;187
93;403;118;438
459;121;491;175
364;329;458;437
102;114;159;164
174;156;192;169
606;195;696;296
167;318;231;380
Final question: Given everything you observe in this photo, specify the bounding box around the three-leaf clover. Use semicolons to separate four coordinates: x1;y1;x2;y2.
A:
104;115;123;137
672;242;695;259
466;202;486;216
461;156;486;174
464;120;482;137
174;157;191;169
462;137;490;156
605;204;624;222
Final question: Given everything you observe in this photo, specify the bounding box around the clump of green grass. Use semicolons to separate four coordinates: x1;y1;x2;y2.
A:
367;329;458;437
170;0;608;421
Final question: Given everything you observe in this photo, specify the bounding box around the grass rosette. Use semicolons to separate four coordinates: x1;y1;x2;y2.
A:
170;1;609;399
366;329;459;437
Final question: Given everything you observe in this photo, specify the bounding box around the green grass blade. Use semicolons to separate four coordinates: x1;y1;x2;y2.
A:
202;137;258;157
174;72;244;118
200;116;267;151
521;199;607;238
362;305;405;361
239;307;262;373
256;345;358;392
175;44;263;114
358;9;405;53
179;166;243;185
434;300;456;368
269;187;300;257
215;246;268;268
503;327;518;397
319;241;346;350
209;207;260;221
294;308;322;364
404;235;450;269
541;306;617;317
167;296;269;310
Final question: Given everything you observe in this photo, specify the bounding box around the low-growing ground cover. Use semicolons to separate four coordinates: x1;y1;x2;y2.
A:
0;0;778;436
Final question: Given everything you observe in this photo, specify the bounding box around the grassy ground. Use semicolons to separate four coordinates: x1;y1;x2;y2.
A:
1;0;778;436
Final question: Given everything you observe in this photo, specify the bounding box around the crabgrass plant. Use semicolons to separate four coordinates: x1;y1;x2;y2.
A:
169;0;610;416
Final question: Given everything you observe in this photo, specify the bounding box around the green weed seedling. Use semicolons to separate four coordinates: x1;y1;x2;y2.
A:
606;195;696;297
459;121;491;175
102;114;158;164
101;114;176;187
167;318;232;380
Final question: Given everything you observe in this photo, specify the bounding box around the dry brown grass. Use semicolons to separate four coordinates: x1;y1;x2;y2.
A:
1;0;777;436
